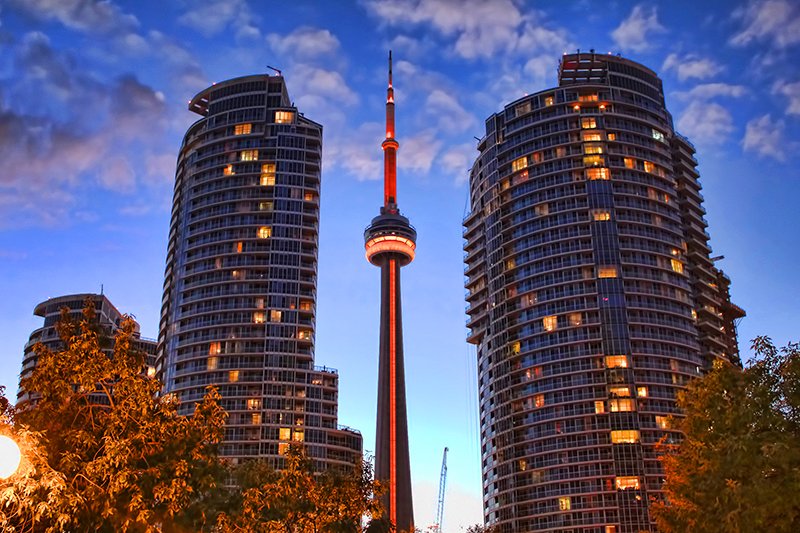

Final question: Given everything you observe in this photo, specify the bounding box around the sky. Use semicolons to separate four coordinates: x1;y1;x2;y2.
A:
0;0;798;530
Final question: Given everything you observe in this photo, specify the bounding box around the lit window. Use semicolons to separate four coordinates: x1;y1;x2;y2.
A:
582;132;601;141
644;161;655;173
300;300;312;311
607;132;616;141
510;341;521;355
518;459;527;471
304;192;314;202
598;266;618;278
260;162;276;186
652;129;666;143
234;123;252;135
609;399;635;412
555;146;567;158
259;201;273;211
532;151;543;163
270;310;282;322
515;102;531;116
543;315;557;332
671;259;684;274
609;386;631;397
655;415;670;429
637;386;648;398
623;157;635;169
593;210;611;221
691;309;698;320
257;226;272;239
512;156;527;172
544;95;554;106
278;443;289;455
214;257;222;269
253;311;265;324
572;104;580;112
615;476;640;490
569;313;582;326
581;117;597;129
585;168;610;180
558;497;571;511
534;394;545;408
247;398;261;410
610;430;640;443
229;370;239;383
606;526;617;533
240;150;258;161
223;164;234;175
251;413;261;425
584;144;603;154
147;366;156;377
298;329;312;340
604;355;628;368
234;242;243;253
595;400;605;414
279;427;291;441
583;155;604;166
533;366;542;378
535;203;549;216
506;258;516;270
521;293;537;308
275;111;295;124
579;94;598;102
231;270;241;280
209;342;222;355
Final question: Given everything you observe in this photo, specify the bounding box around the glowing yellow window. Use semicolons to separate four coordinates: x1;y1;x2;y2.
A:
279;427;291;441
595;400;605;414
259;201;273;211
298;329;312;340
278;442;289;455
593;210;611;221
579;94;598;102
637;386;648;398
534;394;545;408
253;311;265;324
644;161;655;173
209;342;222;355
207;356;218;370
147;366;156;377
607;132;616;141
234;241;243;253
609;386;631;397
228;370;239;383
512;156;527;172
583;155;603;166
615;476;640;490
240;150;258;161
247;398;261;410
581;117;597;129
610;430;640;443
609;399;635;412
671;259;684;274
543;315;557;332
584;144;603;154
257;226;272;239
655;416;670;429
624;157;635;169
691;309;698;321
510;341;521;355
544;95;554;106
582;132;602;141
223;164;234;175
606;527;617;533
300;300;312;311
292;430;304;442
231;270;241;280
275;111;294;124
604;355;628;368
558;496;571;511
506;258;516;269
585;167;610;180
270;310;282;322
251;413;261;425
234;123;252;135
304;192;314;202
598;266;618;278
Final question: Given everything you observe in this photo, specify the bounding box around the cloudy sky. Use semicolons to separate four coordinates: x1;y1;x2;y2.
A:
0;0;798;529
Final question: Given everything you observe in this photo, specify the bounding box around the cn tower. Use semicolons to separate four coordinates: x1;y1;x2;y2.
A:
364;51;416;532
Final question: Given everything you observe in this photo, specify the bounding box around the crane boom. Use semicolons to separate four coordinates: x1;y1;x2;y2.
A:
435;447;448;532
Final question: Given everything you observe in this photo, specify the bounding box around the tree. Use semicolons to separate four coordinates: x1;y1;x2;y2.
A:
0;301;227;532
215;445;384;532
653;337;800;532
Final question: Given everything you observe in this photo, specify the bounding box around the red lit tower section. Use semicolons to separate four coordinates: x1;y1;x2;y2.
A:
364;51;416;533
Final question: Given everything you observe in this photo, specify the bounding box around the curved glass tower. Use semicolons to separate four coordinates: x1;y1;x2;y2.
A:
157;74;361;470
464;53;743;532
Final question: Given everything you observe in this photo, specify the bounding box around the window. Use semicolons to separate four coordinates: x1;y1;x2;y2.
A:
655;415;670;429
558;497;571;511
569;313;582;326
556;146;567;157
585;167;610;180
293;430;305;442
598;266;618;278
543;315;557;332
584;144;603;155
270;310;282;322
609;386;631;397
534;394;545;408
615;476;640;490
610;430;640;443
604;355;628;368
644;161;655;173
512;156;527;172
209;342;222;355
609;399;635;412
515;101;531;116
229;370;239;383
257;226;272;239
259;201;273;211
223;164;234;175
510;341;521;355
582;132;602;141
581;117;597;129
234;123;252;135
207;356;218;370
247;398;261;410
579;93;598;102
240;150;258;161
304;192;314;202
233;241;242;253
583;155;604;166
623;157;635;169
298;329;312;340
231;270;241;280
637;386;648;398
535;203;549;216
506;257;516;270
279;427;291;441
300;300;312;311
595;400;605;414
606;526;617;533
253;311;265;324
254;297;265;309
251;413;261;425
593;210;611;221
671;259;684;274
147;366;156;377
652;129;666;143
275;111;294;124
261;163;276;186
607;132;616;141
544;95;554;106
532;151;543;163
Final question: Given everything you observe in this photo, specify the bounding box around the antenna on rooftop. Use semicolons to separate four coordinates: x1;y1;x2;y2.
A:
267;65;282;76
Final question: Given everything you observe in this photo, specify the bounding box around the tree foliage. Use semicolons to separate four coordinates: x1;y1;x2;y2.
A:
1;301;227;532
653;336;800;532
215;444;384;533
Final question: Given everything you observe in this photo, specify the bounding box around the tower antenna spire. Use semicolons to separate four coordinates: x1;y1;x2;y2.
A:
383;50;398;210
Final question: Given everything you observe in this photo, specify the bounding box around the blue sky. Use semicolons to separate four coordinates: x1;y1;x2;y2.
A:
0;0;798;529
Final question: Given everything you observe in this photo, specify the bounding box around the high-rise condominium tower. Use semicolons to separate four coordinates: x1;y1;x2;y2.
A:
464;53;744;532
364;52;416;532
157;75;361;469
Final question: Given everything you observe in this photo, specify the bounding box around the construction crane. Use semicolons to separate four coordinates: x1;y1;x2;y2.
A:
434;447;448;533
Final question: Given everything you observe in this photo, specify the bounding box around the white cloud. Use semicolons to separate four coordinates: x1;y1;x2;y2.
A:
266;27;340;59
178;0;259;39
676;101;735;145
674;83;749;101
7;0;139;34
772;80;800;115
324;122;384;181
730;0;800;48
399;130;442;174
611;5;666;52
440;142;477;185
425;89;476;132
742;114;786;161
662;53;724;81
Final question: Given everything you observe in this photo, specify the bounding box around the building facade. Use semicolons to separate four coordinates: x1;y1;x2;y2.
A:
464;53;743;532
156;75;361;471
18;293;157;405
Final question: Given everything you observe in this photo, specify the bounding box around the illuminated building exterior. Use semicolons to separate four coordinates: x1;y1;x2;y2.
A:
364;52;416;532
464;53;744;532
18;293;157;405
157;74;362;470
